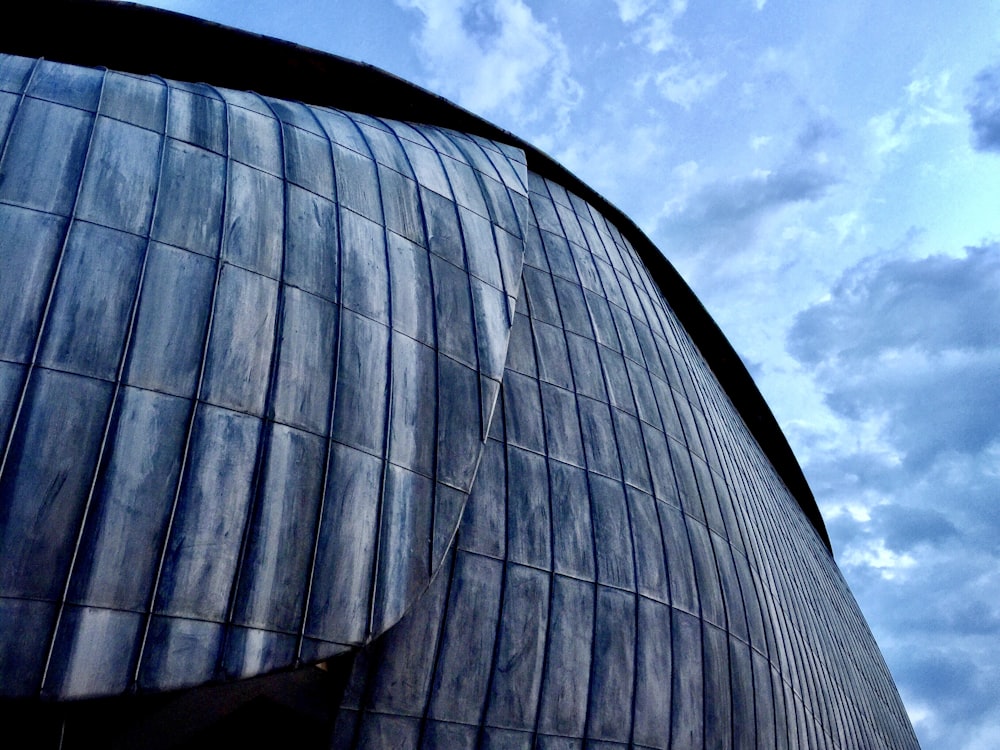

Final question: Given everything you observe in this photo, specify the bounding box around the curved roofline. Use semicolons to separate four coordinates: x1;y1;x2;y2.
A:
1;0;831;553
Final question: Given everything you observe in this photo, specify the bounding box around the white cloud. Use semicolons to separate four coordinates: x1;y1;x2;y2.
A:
828;210;864;244
397;0;582;129
612;0;655;23
613;0;687;54
552;122;668;215
868;71;960;157
650;64;724;109
842;538;916;580
672;159;698;180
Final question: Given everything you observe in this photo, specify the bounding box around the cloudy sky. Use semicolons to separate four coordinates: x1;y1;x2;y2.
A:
134;1;999;746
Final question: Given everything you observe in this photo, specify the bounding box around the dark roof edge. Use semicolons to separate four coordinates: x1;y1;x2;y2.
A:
2;0;832;554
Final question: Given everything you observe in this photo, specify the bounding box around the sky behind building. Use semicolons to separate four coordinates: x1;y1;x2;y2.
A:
130;2;1000;746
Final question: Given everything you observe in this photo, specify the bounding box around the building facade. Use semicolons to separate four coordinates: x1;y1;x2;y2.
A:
0;2;919;747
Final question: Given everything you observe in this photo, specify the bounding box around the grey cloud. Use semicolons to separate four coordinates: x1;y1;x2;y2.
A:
788;244;1000;469
789;242;1000;748
796;115;840;152
837;515;1000;748
460;2;501;46
869;504;958;553
897;649;999;722
967;61;1000;152
789;244;1000;366
824;354;1000;467
665;164;838;233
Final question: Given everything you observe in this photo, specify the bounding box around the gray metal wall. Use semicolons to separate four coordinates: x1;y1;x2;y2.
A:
0;53;918;748
330;173;919;749
0;53;527;696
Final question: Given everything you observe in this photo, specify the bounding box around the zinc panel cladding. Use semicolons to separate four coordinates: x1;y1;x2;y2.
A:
330;176;919;749
0;48;919;749
0;53;528;696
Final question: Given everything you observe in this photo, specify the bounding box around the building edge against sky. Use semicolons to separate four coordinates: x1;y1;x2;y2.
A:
0;1;918;747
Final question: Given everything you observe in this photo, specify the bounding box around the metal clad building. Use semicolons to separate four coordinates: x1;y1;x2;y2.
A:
0;2;919;748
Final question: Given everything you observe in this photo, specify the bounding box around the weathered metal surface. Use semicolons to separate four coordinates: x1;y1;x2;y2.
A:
0;52;527;696
0;40;918;749
330;176;919;749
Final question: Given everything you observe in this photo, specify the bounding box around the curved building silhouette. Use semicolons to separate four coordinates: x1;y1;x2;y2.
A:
0;2;919;747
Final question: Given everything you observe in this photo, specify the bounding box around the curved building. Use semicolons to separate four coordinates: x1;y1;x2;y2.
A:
0;2;919;747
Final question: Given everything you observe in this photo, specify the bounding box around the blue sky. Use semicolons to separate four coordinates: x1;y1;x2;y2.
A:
134;1;1000;746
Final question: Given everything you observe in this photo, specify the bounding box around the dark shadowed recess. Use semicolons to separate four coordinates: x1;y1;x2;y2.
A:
0;0;830;553
0;655;357;749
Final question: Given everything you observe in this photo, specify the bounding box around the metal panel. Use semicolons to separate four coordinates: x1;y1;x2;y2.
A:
372;465;434;633
224;161;284;277
0;370;112;599
282;122;334;197
124;242;215;397
26;59;102;110
154;404;260;621
379;165;424;245
0;54;35;93
539;382;584;467
341;208;390;325
138;617;224;690
432;254;477;369
578;397;621;480
388;332;436;477
0;599;57;697
151;138;226;257
76;116;161;235
271;286;338;434
458;438;506;560
536;575;593;737
501;370;544;455
436;355;482;490
388;232;435;346
505;447;549;570
100;71;166;131
232;424;326;631
200;263;278;415
332;142;382;223
44;606;142;698
549;461;595;580
285;183;339;301
427;552;502;724
0;204;67;363
590;474;635;590
67;387;189;610
38;221;144;381
0;97;93;215
166;85;225;154
365;547;453;714
484;564;549;731
634;598;672;748
587;587;636;742
533;320;574;390
669;609;704;749
0;362;24;447
305;443;382;644
615;409;652;492
565;331;607;402
227;101;282;175
330;309;389;454
704;623;733;749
